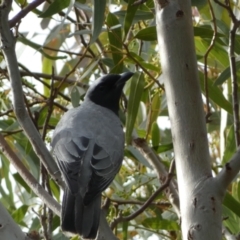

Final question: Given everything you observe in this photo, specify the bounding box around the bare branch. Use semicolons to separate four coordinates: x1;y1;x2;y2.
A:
9;0;45;28
111;198;171;208
204;0;217;122
0;0;64;187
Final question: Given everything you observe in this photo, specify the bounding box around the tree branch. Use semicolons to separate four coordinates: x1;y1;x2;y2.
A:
203;0;217;121
9;0;46;28
0;0;64;187
0;133;61;216
216;148;240;191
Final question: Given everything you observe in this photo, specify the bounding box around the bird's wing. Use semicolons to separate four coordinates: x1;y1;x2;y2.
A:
53;131;122;201
53;133;90;195
83;143;122;204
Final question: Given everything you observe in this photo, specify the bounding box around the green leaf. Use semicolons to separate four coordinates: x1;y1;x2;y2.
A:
13;173;31;193
135;26;157;41
199;72;232;114
155;143;173;153
90;0;106;44
18;35;67;60
106;12;123;73
39;0;70;18
71;86;80;107
122;221;128;240
194;26;225;39
126;52;160;72
222;125;236;164
149;92;161;126
142;218;179;230
115;10;154;23
12;205;29;224
126;73;145;144
223;192;240;218
50;179;61;202
123;0;139;38
214;61;240;86
126;146;153;169
151;122;160;147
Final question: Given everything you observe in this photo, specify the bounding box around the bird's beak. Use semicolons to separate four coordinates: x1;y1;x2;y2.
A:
117;72;134;86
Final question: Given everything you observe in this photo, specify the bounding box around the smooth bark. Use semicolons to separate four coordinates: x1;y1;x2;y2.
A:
154;0;223;239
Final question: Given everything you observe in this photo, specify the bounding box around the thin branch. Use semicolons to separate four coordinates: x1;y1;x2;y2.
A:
0;0;64;187
111;198;171;208
203;0;217;122
40;45;92;58
19;69;88;89
0;133;61;216
41;68;57;141
9;0;45;28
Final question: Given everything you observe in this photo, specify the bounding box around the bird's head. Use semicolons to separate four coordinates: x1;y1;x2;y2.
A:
85;72;134;115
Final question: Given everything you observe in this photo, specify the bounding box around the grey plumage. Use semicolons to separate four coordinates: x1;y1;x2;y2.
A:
51;72;133;239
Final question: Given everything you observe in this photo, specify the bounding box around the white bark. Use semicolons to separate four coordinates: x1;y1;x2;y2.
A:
0;202;30;240
154;0;223;239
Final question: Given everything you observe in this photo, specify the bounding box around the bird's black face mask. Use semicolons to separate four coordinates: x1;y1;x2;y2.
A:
86;72;133;115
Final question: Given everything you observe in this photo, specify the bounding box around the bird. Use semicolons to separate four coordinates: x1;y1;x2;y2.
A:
51;72;134;239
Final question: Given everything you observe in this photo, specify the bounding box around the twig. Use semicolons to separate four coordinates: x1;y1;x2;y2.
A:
9;0;45;28
203;0;217;122
20;70;87;89
111;199;171;208
40;45;92;58
0;0;64;187
0;133;61;216
41;67;57;141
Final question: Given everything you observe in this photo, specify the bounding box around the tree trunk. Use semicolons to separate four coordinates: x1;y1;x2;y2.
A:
154;0;223;239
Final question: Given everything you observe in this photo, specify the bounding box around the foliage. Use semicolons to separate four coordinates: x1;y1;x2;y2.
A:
0;0;240;239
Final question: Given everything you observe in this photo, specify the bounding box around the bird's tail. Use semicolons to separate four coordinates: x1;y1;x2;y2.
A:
61;188;101;239
61;188;77;234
